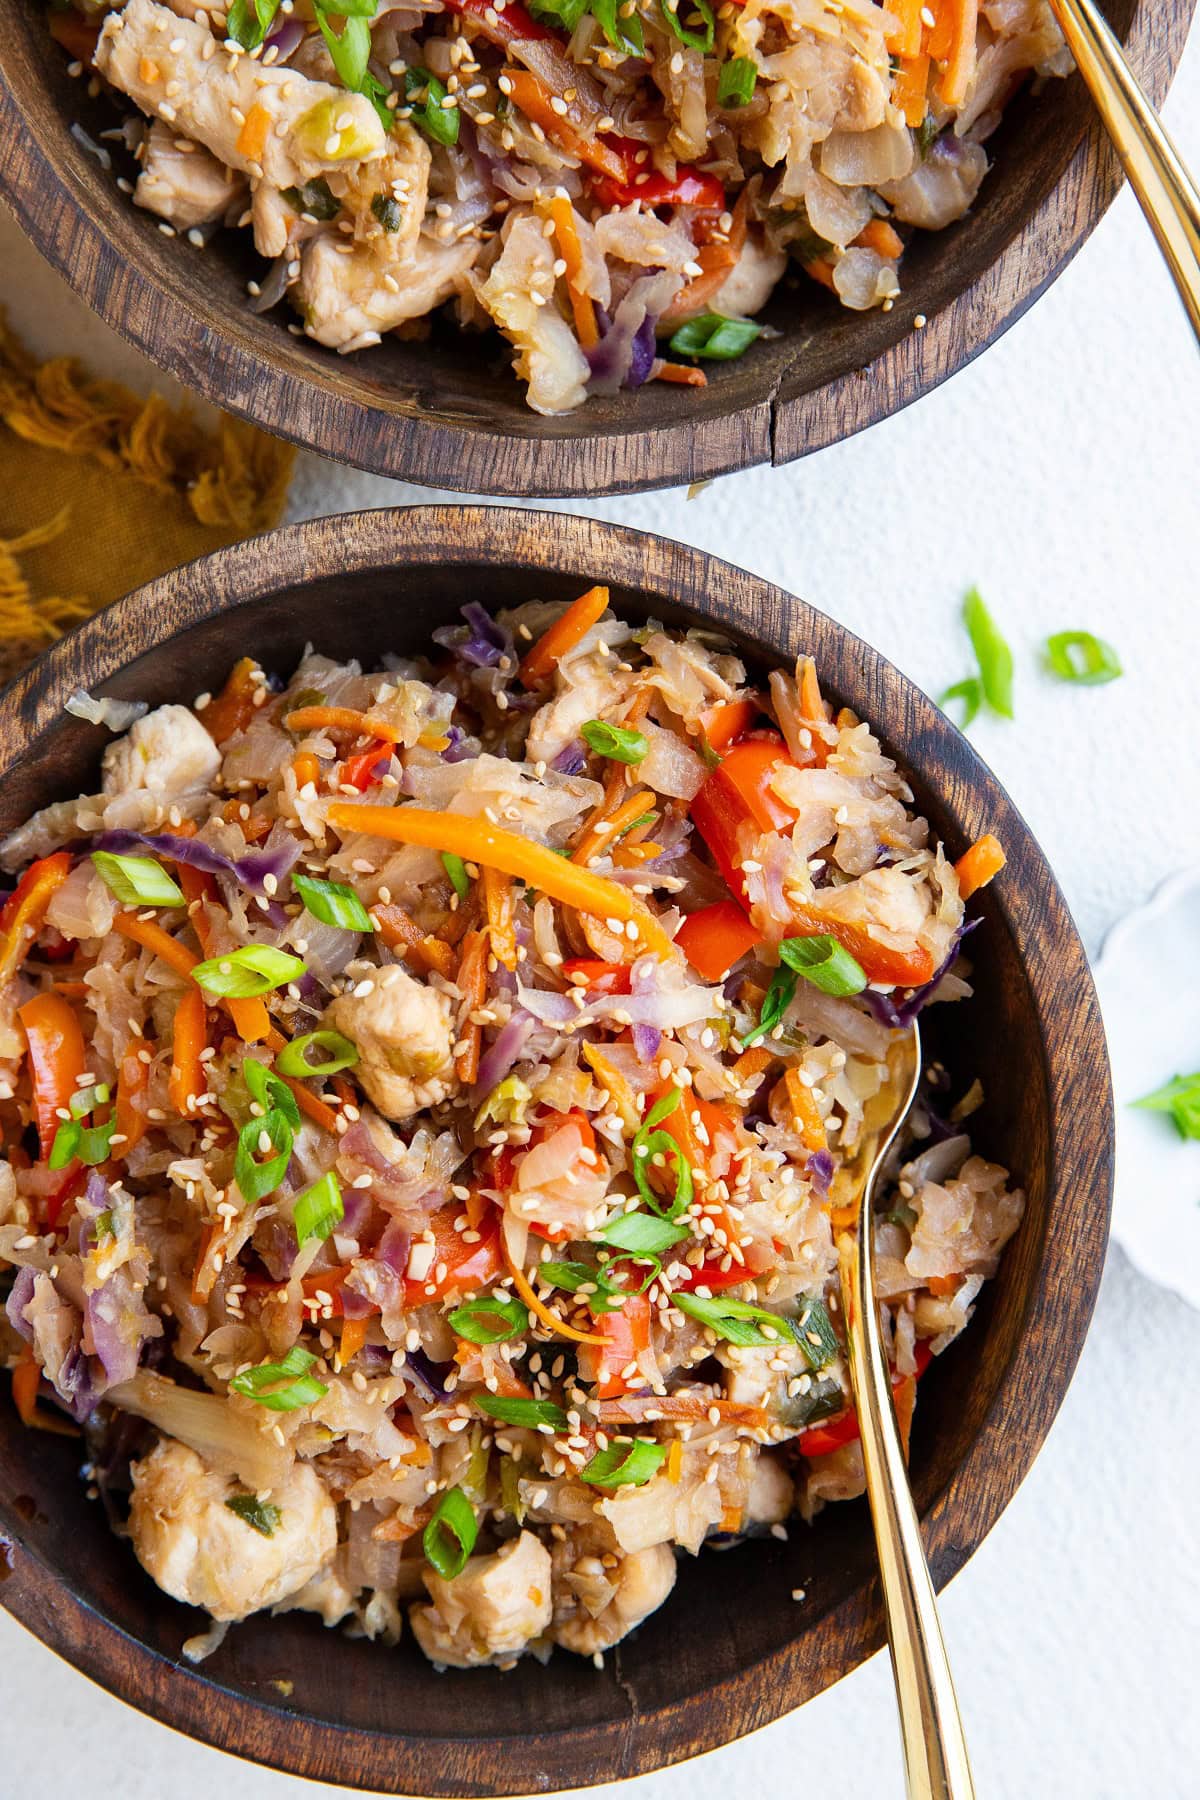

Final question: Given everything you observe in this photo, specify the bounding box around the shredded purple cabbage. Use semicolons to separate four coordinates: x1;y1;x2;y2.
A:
475;1008;535;1093
405;1348;452;1403
628;313;657;388
433;602;513;670
442;725;475;765
4;1265;36;1342
807;1148;835;1196
861;918;981;1029
90;829;299;897
632;1021;661;1065
552;742;588;776
586;271;679;394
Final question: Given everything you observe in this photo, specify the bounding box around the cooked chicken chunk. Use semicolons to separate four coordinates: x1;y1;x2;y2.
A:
129;1436;337;1620
474;211;590;415
96;0;385;187
296;232;478;352
745;1451;795;1526
329;127;430;261
551;1542;675;1655
709;233;788;321
135;121;245;231
410;1530;553;1668
102;703;221;799
324;962;455;1121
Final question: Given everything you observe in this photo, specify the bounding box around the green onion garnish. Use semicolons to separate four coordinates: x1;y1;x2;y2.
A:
630;1088;693;1220
422;1485;477;1580
668;313;762;362
275;1029;359;1080
281;178;340;222
1132;1071;1200;1142
225;0;281;51
581;720;649;765
192;945;306;999
448;1294;528;1344
589;0;644;53
528;0;589;28
598;1211;689;1256
779;935;867;997
90;851;184;908
403;65;460;146
673;1293;797;1347
580;1439;668;1488
48;1114;114;1170
539;1259;625;1313
313;3;372;90
370;193;403;232
69;1082;110;1120
962;587;1014;719
939;677;983;729
736;967;795;1049
781;1373;845;1428
224;1493;282;1537
243;1056;301;1129
716;55;757;107
1044;630;1123;686
294;1170;344;1247
234;1109;293;1205
441;852;471;901
229;1345;328;1411
499;1455;526;1523
791;1295;839;1370
657;0;713;52
473;1394;569;1430
292;873;374;934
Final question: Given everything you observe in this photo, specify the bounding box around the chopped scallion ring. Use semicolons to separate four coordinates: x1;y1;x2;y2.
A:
234;1108;293;1205
90;851;184;909
778;934;867;998
293;873;374;934
1044;630;1123;686
224;1493;282;1537
422;1485;477;1579
673;1292;799;1347
294;1170;344;1247
275;1029;359;1079
192;945;307;999
716;55;757;107
581;719;649;765
668;312;762;362
962;587;1014;719
229;1345;328;1411
448;1294;528;1344
473;1394;568;1429
580;1439;667;1487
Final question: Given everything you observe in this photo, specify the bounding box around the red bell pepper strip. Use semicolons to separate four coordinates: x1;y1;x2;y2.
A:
18;990;87;1158
577;1291;652;1397
340;741;394;791
591;141;726;211
560;958;632;996
404;1206;504;1305
689;735;800;902
675;900;761;982
797;1340;933;1456
698;694;764;754
0;852;72;988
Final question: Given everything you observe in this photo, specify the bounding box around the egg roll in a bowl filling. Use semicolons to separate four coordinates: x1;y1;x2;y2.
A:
0;589;1019;1669
50;0;1070;412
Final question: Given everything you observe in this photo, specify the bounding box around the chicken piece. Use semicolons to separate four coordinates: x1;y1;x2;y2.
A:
160;0;226;21
327;126;431;261
745;1451;795;1526
296;232;479;353
410;1529;553;1669
102;703;221;799
129;1436;337;1620
551;1542;675;1655
279;1562;358;1627
324;962;455;1122
134;120;245;230
96;0;385;188
878;140;989;230
251;182;301;260
709;233;787;321
473;211;589;416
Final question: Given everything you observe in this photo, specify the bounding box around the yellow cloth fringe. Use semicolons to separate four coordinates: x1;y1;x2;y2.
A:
0;316;295;679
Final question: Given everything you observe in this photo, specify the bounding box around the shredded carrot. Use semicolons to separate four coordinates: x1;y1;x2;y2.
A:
412;936;456;978
0;852;72;988
176;865;271;1043
286;705;401;743
518;584;610;686
168;986;208;1120
482;867;518;972
191;1220;221;1304
893;1374;917;1461
886;0;924;53
732;1045;777;1086
327;803;673;958
12;1345;40;1426
374;903;457;977
803;255;837;292
338;1315;370;1366
720;1506;744;1533
221;800;272;841
955;833;1005;899
581;1042;640;1134
454;929;488;1085
660;191;749;329
502;70;626;181
197;657;260;744
465;1187;488;1231
292;752;321;791
571;789;651;868
115;1041;150;1157
503;1244;608;1345
926;1273;962;1297
854;218;905;261
546;194;598;349
891;51;931;127
666;1438;683;1483
784;1067;826;1153
235;102;272;162
114;910;199;981
929;0;979;106
652;361;708;387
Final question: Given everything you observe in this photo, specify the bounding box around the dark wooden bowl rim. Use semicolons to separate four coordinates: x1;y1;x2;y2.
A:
0;508;1113;1793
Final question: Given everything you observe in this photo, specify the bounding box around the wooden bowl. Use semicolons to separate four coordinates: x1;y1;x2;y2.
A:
0;4;1192;496
0;508;1112;1793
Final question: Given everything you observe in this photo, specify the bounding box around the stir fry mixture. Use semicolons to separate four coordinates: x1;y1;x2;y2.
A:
53;0;1067;412
0;590;1021;1668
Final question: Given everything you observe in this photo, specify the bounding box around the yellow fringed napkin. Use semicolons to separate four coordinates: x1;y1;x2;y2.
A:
0;317;295;685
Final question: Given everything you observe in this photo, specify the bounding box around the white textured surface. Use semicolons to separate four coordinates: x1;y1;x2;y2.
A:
4;30;1200;1797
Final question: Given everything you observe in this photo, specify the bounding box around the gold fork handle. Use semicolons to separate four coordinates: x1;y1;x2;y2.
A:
840;1234;975;1800
1048;0;1200;342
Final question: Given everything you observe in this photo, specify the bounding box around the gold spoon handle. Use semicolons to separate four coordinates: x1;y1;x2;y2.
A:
1048;0;1200;341
840;1231;975;1800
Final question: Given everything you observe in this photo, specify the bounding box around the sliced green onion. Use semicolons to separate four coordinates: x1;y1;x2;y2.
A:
448;1294;529;1344
791;1295;839;1370
737;966;796;1049
229;1345;328;1411
673;1292;797;1347
292;873;373;934
915;113;938;157
371;193;403;232
294;1170;344;1247
581;719;649;765
963;587;1014;719
49;1110;114;1169
539;1259;624;1313
716;54;757;106
1132;1071;1200;1141
778;934;867;998
224;1493;282;1537
668;313;762;361
91;851;184;908
629;1086;693;1220
499;1455;526;1523
281;178;340;222
226;0;281;50
598;1211;689;1255
590;0;644;53
441;852;471;900
69;1082;110;1120
313;5;372;89
658;0;713;52
580;1439;667;1488
192;945;307;999
48;1120;79;1170
234;1110;293;1205
275;1030;359;1079
939;677;983;729
422;1485;477;1579
243;1057;301;1129
780;1373;845;1428
1044;630;1123;686
403;65;460;146
474;1394;568;1429
529;0;589;26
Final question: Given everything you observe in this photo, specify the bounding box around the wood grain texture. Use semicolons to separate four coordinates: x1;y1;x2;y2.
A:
0;2;1191;496
0;509;1113;1794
